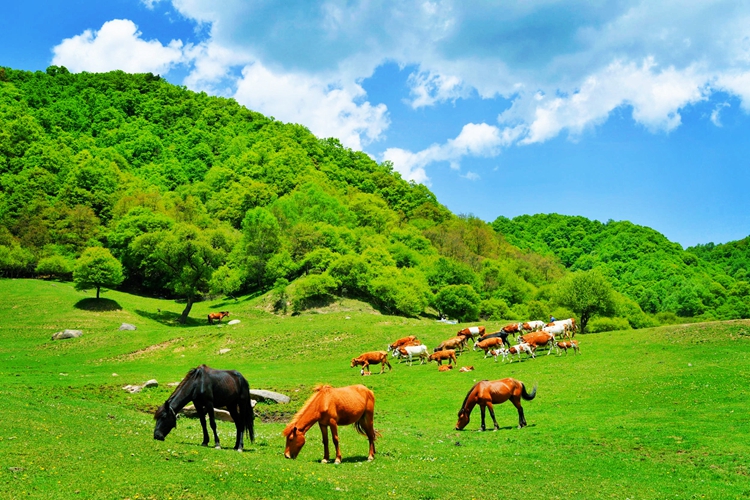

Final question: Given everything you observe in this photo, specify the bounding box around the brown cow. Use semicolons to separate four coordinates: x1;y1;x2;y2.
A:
351;351;392;374
388;335;420;351
555;340;580;355
473;337;506;356
428;349;457;366
434;336;466;352
519;332;555;355
457;326;485;343
438;365;453;372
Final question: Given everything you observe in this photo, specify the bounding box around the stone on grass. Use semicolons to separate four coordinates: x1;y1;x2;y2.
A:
118;323;137;331
51;329;83;340
248;389;291;404
181;405;234;422
227;319;241;325
142;379;158;388
123;385;142;394
219;348;231;355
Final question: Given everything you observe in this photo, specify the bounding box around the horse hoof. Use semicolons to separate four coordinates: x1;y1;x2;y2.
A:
236;448;243;453
334;459;341;465
367;456;374;462
321;459;328;464
215;445;221;450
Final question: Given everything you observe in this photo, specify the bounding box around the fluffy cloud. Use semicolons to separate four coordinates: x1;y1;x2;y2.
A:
51;19;184;74
233;62;389;150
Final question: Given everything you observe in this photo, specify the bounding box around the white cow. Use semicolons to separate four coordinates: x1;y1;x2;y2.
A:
393;344;429;365
549;318;577;336
542;322;570;340
522;320;546;332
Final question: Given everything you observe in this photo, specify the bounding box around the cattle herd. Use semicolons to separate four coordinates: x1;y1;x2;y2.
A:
351;318;580;374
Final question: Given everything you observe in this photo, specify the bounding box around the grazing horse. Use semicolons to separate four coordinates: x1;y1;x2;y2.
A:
153;365;255;451
388;335;420;351
351;351;392;374
208;311;230;324
457;326;485;344
283;384;378;463
455;378;537;431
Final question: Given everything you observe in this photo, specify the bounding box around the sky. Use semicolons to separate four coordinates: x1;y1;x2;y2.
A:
2;1;750;248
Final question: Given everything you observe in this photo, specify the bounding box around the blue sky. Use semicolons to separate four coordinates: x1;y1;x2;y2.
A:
3;1;750;247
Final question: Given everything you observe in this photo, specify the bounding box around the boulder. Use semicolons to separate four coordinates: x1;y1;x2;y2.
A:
218;348;231;355
51;329;83;340
122;384;142;394
227;319;241;325
142;379;158;388
248;389;291;404
181;405;234;422
118;323;137;331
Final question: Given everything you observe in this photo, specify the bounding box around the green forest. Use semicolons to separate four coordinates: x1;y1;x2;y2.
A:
1;66;748;328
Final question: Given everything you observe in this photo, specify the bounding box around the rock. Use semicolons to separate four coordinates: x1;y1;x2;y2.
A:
142;379;158;388
248;389;291;404
112;373;119;377
181;404;234;422
227;319;241;325
122;385;142;394
218;348;231;355
51;329;83;340
167;381;180;387
118;323;137;331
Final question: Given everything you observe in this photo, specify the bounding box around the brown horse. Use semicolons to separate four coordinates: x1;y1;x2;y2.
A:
208;311;230;324
455;378;537;431
283;384;378;464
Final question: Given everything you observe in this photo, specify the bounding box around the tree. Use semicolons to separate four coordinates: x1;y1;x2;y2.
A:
73;247;124;299
241;207;281;288
554;270;616;333
132;224;224;323
433;284;480;322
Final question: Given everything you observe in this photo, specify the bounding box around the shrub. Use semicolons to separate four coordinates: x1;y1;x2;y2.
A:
479;298;510;321
433;284;480;322
292;273;337;313
587;317;631;333
36;255;73;280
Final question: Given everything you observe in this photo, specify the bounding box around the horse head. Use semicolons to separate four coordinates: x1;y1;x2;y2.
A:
153;402;178;441
455;408;470;430
283;426;306;459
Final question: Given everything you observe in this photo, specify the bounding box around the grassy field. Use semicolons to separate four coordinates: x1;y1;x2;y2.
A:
0;279;749;499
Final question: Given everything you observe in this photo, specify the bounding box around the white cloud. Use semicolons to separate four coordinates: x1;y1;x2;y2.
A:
140;0;164;9
233;62;389;150
51;19;185;74
407;70;467;108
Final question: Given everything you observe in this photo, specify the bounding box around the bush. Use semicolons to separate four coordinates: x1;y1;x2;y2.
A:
479;298;510;321
587;317;631;333
35;255;73;280
292;273;338;313
433;284;480;322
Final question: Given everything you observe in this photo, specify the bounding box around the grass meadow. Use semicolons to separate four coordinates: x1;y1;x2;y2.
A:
0;279;749;499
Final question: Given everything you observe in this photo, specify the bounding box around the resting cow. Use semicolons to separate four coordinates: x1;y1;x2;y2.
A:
351;351;392;375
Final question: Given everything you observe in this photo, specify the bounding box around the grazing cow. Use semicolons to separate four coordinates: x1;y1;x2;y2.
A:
555;340;580;355
457;326;485;344
459;366;475;372
520;332;556;354
541;323;570;340
428;349;457;366
477;330;512;348
351;351;392;375
547;318;577;337
434;336;467;352
392;344;429;365
522;321;546;332
438;365;453;372
474;337;506;357
207;311;230;324
507;343;535;363
388;335;420;351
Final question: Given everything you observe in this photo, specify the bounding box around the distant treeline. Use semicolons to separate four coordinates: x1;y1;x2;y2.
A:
0;66;747;326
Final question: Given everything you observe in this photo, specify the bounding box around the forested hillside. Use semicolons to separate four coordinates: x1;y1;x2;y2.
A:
492;214;750;320
0;66;747;327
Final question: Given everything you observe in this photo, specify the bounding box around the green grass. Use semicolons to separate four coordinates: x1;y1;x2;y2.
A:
1;279;749;499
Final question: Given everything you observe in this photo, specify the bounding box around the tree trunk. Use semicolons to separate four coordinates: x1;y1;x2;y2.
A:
96;286;100;299
179;296;194;324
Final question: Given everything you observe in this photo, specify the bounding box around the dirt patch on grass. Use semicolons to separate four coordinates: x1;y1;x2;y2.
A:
104;338;184;362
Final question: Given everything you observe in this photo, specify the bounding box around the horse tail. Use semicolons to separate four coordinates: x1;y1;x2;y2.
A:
238;375;255;443
521;382;537;401
354;390;380;439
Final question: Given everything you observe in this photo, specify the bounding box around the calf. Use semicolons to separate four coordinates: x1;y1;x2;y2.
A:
438;365;453;372
489;348;510;363
351;351;392;374
207;311;230;324
507;343;535;363
428;349;457;366
393;344;429;365
555;340;580;355
473;337;506;357
458;366;475;372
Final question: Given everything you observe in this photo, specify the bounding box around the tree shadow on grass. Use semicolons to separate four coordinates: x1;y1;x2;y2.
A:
74;298;122;311
134;309;205;327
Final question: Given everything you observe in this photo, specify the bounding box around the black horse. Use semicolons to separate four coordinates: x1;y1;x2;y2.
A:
153;365;255;451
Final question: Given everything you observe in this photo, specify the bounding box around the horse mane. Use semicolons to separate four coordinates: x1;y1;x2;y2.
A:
282;385;332;436
154;366;203;420
458;380;486;415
